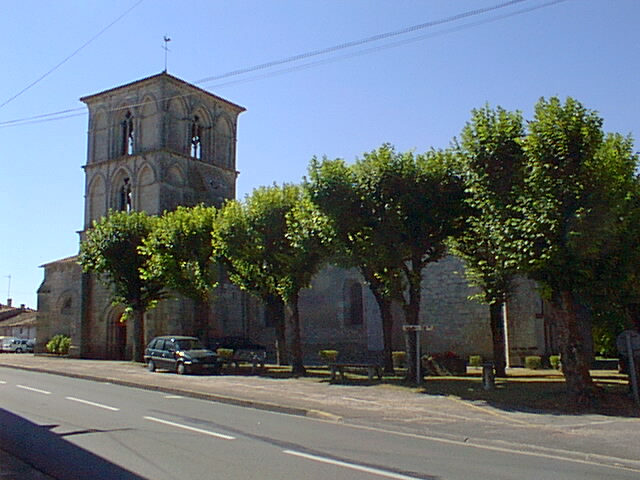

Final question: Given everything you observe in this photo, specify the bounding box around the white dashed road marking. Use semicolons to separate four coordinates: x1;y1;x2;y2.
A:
284;450;426;480
16;385;51;395
65;396;120;411
143;416;235;440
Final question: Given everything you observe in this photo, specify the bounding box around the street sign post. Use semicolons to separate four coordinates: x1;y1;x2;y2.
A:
402;325;434;384
616;330;640;406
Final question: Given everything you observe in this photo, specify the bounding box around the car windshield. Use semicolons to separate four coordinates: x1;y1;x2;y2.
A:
174;339;205;351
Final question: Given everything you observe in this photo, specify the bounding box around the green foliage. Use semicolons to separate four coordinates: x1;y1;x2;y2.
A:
525;356;542;370
308;144;467;381
592;323;619;358
214;184;333;376
451;104;525;305
318;349;338;363
468;355;483;367
213;185;331;303
549;355;561;370
217;348;234;360
46;334;71;355
456;96;640;401
79;210;165;311
519;97;632;296
141;204;219;302
79;210;165;361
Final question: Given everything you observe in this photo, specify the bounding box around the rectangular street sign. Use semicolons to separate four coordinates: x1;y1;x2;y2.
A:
402;325;434;332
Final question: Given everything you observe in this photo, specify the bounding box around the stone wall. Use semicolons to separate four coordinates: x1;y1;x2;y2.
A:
36;257;82;354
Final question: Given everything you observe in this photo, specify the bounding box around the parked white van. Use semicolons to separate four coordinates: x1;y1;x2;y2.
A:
1;337;29;353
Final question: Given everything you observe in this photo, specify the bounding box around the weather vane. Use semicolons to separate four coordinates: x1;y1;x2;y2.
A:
162;35;171;72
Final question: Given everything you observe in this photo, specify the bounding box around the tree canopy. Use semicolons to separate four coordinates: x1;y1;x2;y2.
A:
79;210;165;362
517;97;638;404
310;144;467;382
141;204;219;343
451;105;526;376
214;184;332;375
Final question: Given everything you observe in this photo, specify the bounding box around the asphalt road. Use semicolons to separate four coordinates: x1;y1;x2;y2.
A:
1;367;639;480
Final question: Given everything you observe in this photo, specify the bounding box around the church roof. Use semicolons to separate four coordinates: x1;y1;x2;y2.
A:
39;255;79;268
79;72;246;113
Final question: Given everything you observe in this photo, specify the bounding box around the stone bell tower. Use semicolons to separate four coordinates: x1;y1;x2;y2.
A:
37;73;246;360
81;72;245;229
77;73;246;358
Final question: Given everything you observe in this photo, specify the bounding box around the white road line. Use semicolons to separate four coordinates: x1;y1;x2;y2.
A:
163;395;183;399
16;385;51;395
143;416;235;440
65;396;120;411
337;423;640;473
283;450;424;480
0;380;7;384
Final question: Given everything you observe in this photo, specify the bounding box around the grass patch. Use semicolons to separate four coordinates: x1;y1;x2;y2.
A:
257;365;638;416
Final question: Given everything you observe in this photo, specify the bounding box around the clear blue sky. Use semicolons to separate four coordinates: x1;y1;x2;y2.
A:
1;0;638;309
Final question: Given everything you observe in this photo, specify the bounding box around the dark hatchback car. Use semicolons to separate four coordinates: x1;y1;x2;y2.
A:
144;336;221;375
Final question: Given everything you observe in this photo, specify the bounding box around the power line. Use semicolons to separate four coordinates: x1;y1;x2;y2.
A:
0;0;146;111
0;0;566;129
195;0;536;85
203;0;568;91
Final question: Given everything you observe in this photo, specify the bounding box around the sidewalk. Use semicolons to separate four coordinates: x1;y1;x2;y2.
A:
2;354;640;474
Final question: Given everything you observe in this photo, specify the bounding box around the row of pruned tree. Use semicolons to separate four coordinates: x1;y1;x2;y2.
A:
80;96;639;405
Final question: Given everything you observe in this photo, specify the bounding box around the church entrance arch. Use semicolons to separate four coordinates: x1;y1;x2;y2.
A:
106;306;128;360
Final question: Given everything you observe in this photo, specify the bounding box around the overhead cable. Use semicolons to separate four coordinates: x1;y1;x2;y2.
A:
0;0;146;110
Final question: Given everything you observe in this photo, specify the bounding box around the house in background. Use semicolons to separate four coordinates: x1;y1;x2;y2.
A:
0;301;37;340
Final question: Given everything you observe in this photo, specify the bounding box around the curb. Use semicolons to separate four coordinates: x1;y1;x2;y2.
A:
2;362;639;473
2;363;337;419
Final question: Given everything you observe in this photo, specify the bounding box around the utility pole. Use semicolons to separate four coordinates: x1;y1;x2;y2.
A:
3;274;10;303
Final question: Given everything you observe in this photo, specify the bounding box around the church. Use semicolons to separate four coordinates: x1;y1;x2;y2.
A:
36;73;552;366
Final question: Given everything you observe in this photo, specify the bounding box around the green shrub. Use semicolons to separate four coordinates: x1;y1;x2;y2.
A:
525;355;542;370
46;334;71;355
217;348;234;360
392;351;406;368
468;355;483;367
318;349;338;364
549;355;561;370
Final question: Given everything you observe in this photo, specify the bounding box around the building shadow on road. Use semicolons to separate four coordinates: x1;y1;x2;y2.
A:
0;408;144;480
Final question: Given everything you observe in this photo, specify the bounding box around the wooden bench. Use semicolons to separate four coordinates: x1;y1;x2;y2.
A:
329;363;383;382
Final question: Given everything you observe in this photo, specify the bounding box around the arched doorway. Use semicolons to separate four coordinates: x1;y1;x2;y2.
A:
107;308;128;360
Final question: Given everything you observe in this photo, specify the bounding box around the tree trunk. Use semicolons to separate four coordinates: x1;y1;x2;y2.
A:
490;302;507;377
266;294;287;365
364;269;399;374
131;308;145;363
288;293;306;376
403;261;423;384
194;298;209;346
380;297;395;375
550;289;595;407
370;285;394;374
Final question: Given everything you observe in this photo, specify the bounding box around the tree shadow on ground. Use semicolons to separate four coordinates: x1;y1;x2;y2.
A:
418;370;639;418
259;365;639;417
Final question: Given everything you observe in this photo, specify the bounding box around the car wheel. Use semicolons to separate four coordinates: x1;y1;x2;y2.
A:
176;362;187;375
16;348;23;353
147;360;156;372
